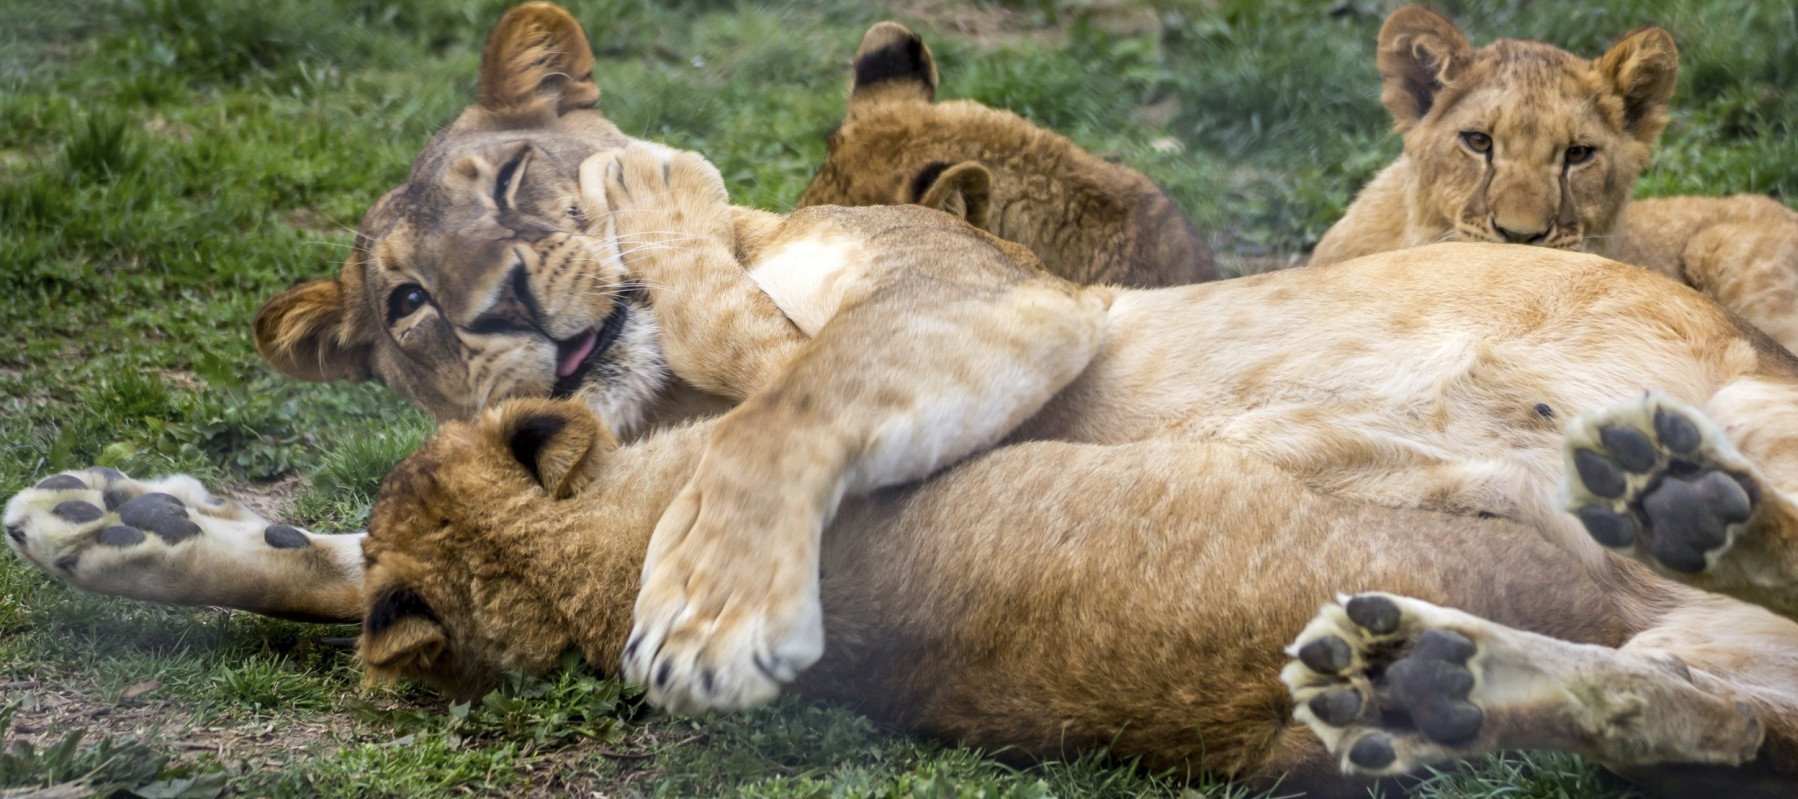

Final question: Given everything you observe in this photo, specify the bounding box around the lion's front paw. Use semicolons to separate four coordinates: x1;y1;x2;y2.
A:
620;458;827;715
595;143;734;265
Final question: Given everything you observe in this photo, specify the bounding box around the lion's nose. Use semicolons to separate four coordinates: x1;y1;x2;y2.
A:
1492;219;1549;245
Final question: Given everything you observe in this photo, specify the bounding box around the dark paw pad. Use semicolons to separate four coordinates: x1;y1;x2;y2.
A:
1576;505;1638;547
35;475;87;491
1598;425;1657;473
1641;472;1752;573
1348;734;1396;769
1308;687;1364;727
1653;409;1701;455
263;525;310;549
117;494;199;544
1346;595;1402;635
52;500;104;524
1574;450;1626;498
1387;631;1483;744
1298;635;1353;674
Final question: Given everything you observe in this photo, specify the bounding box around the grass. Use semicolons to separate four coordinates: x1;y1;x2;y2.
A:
0;0;1789;794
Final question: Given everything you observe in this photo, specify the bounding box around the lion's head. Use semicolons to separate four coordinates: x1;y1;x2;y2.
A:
253;4;669;433
799;21;1001;236
359;398;636;696
1376;5;1678;249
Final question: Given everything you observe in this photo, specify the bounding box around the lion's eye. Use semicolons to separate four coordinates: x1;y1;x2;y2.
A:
1564;145;1596;165
1459;131;1493;154
388;284;430;323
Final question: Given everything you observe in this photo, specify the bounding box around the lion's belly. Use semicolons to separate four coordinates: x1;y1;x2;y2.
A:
803;437;1631;782
1021;242;1759;534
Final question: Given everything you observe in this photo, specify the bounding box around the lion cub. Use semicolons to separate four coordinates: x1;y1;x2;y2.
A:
1313;5;1798;351
800;22;1217;288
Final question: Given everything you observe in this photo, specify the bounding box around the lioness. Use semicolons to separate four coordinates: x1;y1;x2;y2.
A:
1311;5;1798;352
798;22;1218;287
8;3;1798;795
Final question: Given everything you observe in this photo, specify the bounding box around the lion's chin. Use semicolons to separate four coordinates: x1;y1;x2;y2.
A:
561;304;671;438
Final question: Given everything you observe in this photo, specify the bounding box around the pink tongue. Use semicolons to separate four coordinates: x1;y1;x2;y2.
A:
558;330;599;377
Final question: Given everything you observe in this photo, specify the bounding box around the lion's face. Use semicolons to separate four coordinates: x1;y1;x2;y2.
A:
252;4;669;434
1376;6;1677;250
358;399;621;696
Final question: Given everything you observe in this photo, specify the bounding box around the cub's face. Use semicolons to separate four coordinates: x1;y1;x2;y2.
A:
358;399;620;696
252;4;669;434
1375;6;1677;250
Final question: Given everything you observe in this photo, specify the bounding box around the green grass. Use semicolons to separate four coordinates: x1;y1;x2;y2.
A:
1;0;1788;795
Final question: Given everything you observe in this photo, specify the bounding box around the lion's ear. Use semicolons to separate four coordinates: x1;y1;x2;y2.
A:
360;585;447;675
492;399;612;499
478;2;601;120
1596;26;1678;143
850;21;938;105
911;161;991;231
1376;5;1472;129
253;278;373;383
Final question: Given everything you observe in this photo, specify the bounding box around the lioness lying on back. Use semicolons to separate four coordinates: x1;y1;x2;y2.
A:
799;22;1217;287
1313;5;1798;350
14;4;1798;794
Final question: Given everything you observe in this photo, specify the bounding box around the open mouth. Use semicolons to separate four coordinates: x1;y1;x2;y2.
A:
551;302;631;398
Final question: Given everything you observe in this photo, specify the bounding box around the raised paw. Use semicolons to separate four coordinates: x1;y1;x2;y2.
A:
620;446;829;714
1560;391;1758;574
1283;593;1765;774
4;468;359;619
586;142;735;271
1283;594;1503;776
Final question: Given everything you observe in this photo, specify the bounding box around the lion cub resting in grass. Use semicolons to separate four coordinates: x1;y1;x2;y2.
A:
1312;5;1798;352
13;4;1798;795
799;22;1217;288
18;142;1798;795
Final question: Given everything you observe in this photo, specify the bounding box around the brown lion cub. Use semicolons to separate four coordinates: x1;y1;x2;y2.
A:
359;396;1759;799
1312;5;1798;351
799;22;1217;288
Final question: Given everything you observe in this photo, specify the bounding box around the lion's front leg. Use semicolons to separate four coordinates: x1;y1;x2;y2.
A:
594;146;1110;713
5;468;364;623
579;144;806;401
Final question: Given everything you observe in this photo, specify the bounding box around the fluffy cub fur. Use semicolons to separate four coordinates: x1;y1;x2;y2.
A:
799;22;1217;288
1313;5;1798;351
359;398;1623;798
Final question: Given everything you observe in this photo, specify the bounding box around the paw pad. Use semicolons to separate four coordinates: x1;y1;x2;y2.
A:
1563;394;1758;575
53;500;105;524
36;475;88;491
1285;594;1498;776
116;494;199;543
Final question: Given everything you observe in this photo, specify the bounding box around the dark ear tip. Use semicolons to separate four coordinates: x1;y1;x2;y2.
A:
853;21;936;94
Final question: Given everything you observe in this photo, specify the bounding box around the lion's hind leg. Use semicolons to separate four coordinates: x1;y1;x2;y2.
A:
1283;593;1764;777
5;468;363;622
1562;391;1798;620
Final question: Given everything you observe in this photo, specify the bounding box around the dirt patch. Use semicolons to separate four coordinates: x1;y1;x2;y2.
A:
2;680;343;761
223;476;304;522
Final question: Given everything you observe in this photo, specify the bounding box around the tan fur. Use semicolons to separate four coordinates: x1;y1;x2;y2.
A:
799;22;1217;288
1312;5;1798;354
14;5;1798;795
